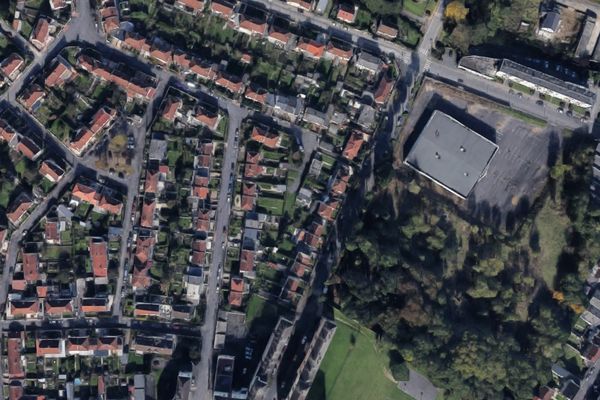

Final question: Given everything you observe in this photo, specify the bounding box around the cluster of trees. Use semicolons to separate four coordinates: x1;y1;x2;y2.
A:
332;134;600;399
442;0;544;53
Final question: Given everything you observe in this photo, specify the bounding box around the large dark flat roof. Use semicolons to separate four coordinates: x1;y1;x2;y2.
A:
405;111;498;198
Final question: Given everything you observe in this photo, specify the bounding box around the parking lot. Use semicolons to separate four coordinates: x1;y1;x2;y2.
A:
398;78;559;231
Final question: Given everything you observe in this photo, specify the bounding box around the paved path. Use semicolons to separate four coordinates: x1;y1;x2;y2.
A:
398;369;439;400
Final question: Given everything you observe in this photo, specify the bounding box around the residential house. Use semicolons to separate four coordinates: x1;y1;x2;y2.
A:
8;299;41;319
19;84;45;112
336;3;358;24
354;51;382;75
251;126;281;149
342;130;365;161
286;0;313;11
7;194;33;227
373;73;394;105
90;237;109;279
174;0;204;15
71;181;123;215
162;98;183;122
17;137;43;160
267;26;292;47
0;53;25;81
376;20;398;40
44;218;61;244
324;42;353;64
295;38;325;60
6;332;25;379
45;56;76;88
39;159;65;183
215;73;244;95
235;15;268;37
228;276;245;307
30;18;52;50
210;0;235;18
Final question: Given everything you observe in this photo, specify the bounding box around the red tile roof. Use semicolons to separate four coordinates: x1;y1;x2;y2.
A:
145;169;159;193
39;159;64;183
124;32;151;54
296;39;325;59
7;337;25;378
336;5;356;23
268;28;291;45
1;53;24;80
44;220;60;243
45;299;74;315
8;383;23;400
376;21;398;39
71;182;123;215
78;55;156;101
231;277;245;293
69;129;95;155
162;99;182;122
190;63;217;81
239;249;255;273
140;197;156;228
194;108;219;130
244;87;267;105
31;18;50;50
89;107;116;134
22;253;40;282
176;0;205;12
7;197;32;226
215;74;243;94
239;18;267;36
45;58;76;88
36;338;62;356
374;74;394;105
150;46;173;65
0;120;16;143
326;42;353;62
102;17;119;34
20;85;45;111
17;137;41;160
90;239;108;278
211;0;234;17
342;131;364;161
11;299;39;317
251;126;280;149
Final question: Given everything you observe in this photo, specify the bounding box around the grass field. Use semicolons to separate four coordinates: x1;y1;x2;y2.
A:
308;311;413;400
533;197;569;288
403;0;436;17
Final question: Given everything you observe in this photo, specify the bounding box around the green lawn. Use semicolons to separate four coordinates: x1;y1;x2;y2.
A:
308;311;414;400
257;196;285;215
403;0;434;17
533;197;569;288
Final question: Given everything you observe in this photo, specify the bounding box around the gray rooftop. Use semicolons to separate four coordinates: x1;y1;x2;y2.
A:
498;59;596;106
404;111;498;198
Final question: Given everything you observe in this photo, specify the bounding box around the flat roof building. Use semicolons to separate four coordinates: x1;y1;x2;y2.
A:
404;111;498;199
496;58;596;108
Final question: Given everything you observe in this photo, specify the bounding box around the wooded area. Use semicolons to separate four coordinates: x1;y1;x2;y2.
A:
330;133;600;399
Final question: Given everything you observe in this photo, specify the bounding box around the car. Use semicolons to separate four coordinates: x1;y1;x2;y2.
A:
457;78;464;83
566;110;573;117
221;242;226;250
536;100;544;106
517;92;523;98
557;107;564;113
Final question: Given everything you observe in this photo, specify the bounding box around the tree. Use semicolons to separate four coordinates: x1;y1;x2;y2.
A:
445;1;469;21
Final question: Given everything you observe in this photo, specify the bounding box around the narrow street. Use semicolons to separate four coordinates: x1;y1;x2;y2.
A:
191;103;247;400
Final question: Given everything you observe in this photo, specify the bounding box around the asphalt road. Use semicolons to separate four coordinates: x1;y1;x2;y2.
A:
248;0;413;64
190;103;247;400
426;61;587;130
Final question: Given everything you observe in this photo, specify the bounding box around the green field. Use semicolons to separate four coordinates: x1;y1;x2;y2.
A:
403;0;436;17
308;311;413;400
257;196;285;215
533;198;569;288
